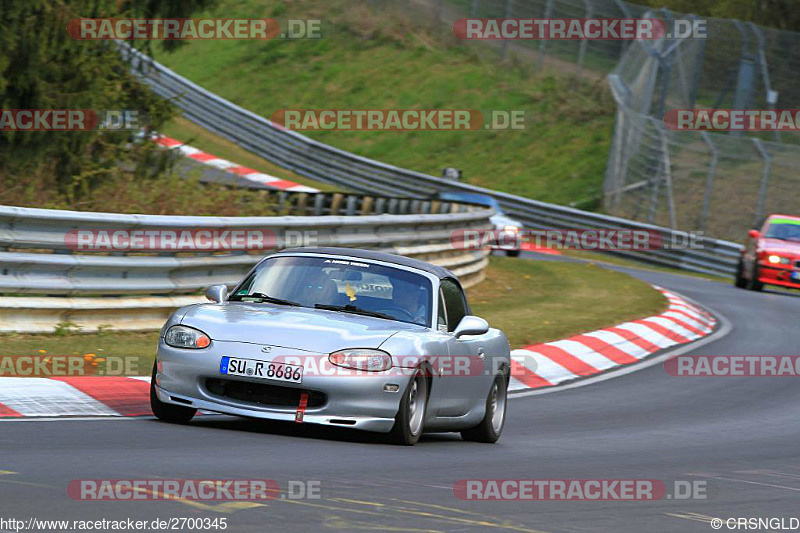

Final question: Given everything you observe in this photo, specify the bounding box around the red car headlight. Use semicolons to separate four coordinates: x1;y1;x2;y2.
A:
766;254;791;265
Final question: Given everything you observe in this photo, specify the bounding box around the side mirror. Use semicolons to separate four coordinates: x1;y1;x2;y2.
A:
205;284;228;303
454;315;489;338
748;229;760;239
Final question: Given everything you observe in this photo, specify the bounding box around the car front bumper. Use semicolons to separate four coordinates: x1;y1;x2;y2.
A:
155;339;412;433
757;264;800;289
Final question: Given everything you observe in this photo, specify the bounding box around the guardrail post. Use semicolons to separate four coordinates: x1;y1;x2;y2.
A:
277;192;289;215
501;0;513;58
614;0;632;59
748;22;780;143
577;0;592;76
647;119;676;227
537;0;554;73
752;139;772;227
330;193;344;215
699;132;718;233
659;123;677;229
295;193;309;216
313;194;325;216
345;195;358;216
361;196;374;215
433;0;444;31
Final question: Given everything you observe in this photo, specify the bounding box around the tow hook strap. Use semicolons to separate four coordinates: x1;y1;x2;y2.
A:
295;392;309;423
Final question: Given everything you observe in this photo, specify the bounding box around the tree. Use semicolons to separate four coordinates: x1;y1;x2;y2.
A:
0;0;214;199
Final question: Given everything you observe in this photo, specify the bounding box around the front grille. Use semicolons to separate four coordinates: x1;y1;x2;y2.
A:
205;379;327;409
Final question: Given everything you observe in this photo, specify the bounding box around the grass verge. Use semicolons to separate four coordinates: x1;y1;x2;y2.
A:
154;0;615;207
0;256;665;376
468;256;667;347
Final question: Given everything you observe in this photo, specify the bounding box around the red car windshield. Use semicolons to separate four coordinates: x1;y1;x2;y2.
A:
764;220;800;241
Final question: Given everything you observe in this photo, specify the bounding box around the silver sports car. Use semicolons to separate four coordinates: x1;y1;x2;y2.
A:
151;247;511;445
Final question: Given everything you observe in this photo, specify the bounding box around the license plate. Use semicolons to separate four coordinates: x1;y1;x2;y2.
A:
792;271;800;282
220;356;303;384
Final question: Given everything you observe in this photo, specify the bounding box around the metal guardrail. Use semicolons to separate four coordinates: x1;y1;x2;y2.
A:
0;191;492;332
0;197;491;296
123;44;743;277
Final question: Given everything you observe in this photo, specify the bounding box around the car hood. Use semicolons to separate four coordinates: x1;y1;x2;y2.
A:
760;238;800;255
179;302;425;353
491;213;523;229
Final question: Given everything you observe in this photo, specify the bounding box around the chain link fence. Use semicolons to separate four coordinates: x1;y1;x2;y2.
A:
606;10;800;242
376;0;650;78
369;0;800;243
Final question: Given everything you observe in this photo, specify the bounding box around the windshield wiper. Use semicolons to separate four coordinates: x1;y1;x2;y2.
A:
314;303;394;320
230;292;303;307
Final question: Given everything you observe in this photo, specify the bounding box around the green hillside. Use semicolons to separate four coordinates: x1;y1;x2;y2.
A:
157;0;615;207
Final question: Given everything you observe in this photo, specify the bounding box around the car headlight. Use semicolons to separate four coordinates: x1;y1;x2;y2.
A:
767;254;790;265
165;325;211;349
329;349;392;372
503;225;520;234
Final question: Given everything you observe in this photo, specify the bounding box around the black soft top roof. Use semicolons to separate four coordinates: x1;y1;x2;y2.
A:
278;247;458;281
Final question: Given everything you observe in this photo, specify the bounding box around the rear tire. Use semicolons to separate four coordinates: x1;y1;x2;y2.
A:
388;371;428;446
150;362;196;424
461;374;507;443
734;259;747;288
506;250;521;257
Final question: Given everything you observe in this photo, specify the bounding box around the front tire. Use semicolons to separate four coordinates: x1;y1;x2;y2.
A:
461;374;507;443
746;262;764;291
388;371;428;446
506;250;521;257
734;259;747;288
150;362;196;424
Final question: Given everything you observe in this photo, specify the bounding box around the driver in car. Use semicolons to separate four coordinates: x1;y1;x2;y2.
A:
390;278;427;325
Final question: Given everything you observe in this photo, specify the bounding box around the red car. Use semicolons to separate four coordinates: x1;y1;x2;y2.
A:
736;214;800;291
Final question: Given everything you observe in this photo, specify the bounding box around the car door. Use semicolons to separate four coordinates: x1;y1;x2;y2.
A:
434;278;489;417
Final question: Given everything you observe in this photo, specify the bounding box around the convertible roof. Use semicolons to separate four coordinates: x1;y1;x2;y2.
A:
277;247;458;280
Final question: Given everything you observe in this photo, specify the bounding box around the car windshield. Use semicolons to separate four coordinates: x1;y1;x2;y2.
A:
764;221;800;241
441;193;502;212
231;255;433;327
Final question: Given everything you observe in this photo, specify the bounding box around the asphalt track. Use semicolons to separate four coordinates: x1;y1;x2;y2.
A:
1;253;799;532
